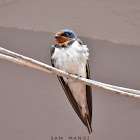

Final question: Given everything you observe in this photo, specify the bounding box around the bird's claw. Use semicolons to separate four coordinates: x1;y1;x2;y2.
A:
75;74;81;82
67;73;81;82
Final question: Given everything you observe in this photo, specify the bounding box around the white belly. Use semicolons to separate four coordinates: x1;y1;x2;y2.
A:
52;41;88;76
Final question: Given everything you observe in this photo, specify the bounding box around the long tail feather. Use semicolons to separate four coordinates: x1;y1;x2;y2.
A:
85;114;92;134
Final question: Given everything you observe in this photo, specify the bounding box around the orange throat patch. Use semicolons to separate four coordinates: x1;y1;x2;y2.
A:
56;36;70;44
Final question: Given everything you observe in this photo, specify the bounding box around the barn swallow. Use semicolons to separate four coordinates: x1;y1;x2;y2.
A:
51;29;92;133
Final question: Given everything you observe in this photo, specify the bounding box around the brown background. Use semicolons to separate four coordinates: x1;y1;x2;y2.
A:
0;1;140;140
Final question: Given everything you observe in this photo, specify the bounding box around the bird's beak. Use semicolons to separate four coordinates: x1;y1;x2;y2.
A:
54;35;61;38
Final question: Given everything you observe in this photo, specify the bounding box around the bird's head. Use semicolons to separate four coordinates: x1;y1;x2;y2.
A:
54;29;77;45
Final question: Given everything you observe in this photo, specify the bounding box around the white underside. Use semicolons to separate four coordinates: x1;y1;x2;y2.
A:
52;40;89;115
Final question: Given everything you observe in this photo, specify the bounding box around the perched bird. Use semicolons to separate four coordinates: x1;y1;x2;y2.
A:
51;29;92;133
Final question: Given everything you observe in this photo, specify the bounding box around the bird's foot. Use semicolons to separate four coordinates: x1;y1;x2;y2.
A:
67;72;73;79
67;73;81;82
75;74;81;82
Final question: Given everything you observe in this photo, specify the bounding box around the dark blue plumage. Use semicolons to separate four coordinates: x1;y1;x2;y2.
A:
54;29;77;39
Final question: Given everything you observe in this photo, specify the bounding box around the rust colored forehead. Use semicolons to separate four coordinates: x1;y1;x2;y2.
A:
56;32;64;36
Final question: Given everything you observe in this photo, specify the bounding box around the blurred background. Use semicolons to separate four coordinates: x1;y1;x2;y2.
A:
0;0;140;140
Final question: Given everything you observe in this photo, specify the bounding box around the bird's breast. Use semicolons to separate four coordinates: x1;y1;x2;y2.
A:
52;41;89;78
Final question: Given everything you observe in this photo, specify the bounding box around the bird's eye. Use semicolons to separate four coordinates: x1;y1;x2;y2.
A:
65;33;69;36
